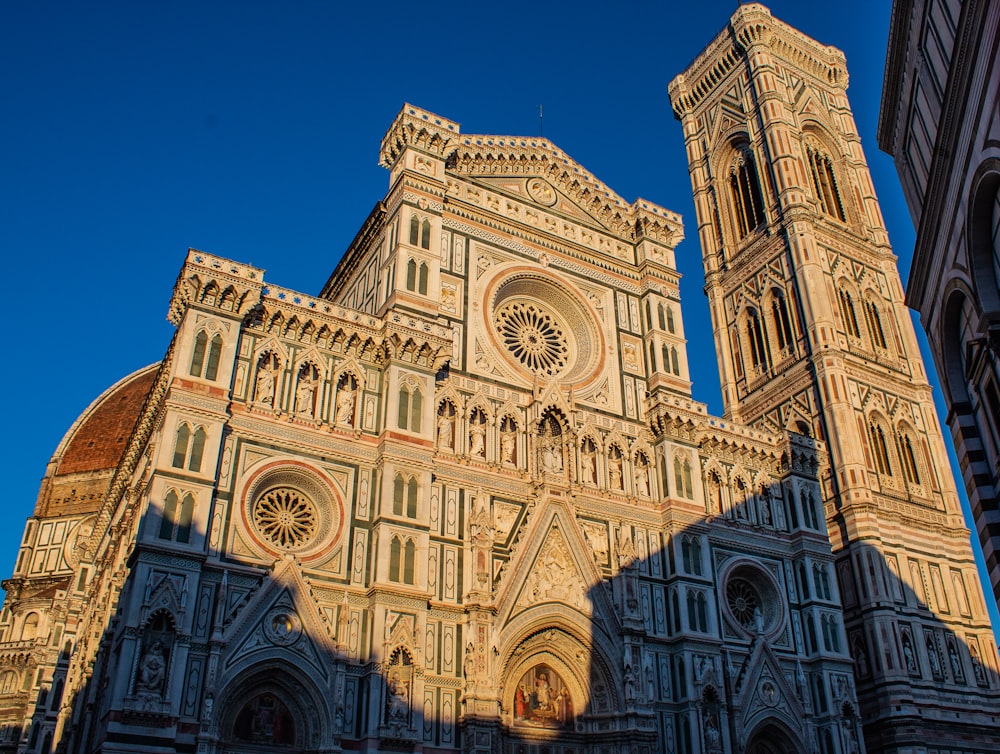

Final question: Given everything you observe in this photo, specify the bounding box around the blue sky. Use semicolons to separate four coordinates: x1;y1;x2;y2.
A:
6;1;990;628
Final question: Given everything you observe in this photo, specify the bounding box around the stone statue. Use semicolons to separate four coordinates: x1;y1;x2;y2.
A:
137;641;167;693
635;465;649;496
437;412;453;449
254;363;275;405
296;373;315;415
469;417;486;458
386;674;409;721
336;383;356;425
500;429;516;464
618;527;637;568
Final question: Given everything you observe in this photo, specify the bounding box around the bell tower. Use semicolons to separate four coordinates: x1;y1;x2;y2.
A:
670;4;1000;752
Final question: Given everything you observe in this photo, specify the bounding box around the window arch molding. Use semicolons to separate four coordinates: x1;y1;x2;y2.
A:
865;411;896;479
966;159;1000;316
719;135;768;243
861;290;891;352
764;286;796;360
836;278;864;341
740;303;772;377
801;128;849;223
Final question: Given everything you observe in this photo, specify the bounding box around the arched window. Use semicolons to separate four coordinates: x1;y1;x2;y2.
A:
172;424;206;472
0;671;18;694
20;613;38;642
406;477;418;517
806;145;846;221
405;258;417;291
417;262;428;295
172;424;190;469
799;562;811;598
864;298;888;350
389;536;416;585
838;287;862;339
801;487;821;530
896;427;921;485
729;146;767;238
657;303;667;331
420;219;431;250
814;563;832;600
771;292;795;354
648;341;658;373
397;383;423;432
190;332;223;380
687;590;708;632
645;300;653;329
666;306;675;333
158;490;194;543
746;308;770;373
867;418;893;476
409;216;419;246
671;346;680;375
682;536;703;575
393;474;405;515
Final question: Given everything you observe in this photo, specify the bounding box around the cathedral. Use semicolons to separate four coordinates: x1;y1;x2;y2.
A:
2;5;1000;754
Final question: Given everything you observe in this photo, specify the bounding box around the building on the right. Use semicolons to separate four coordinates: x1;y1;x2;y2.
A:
879;0;1000;607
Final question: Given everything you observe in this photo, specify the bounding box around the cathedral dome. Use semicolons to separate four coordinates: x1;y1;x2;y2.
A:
35;364;159;518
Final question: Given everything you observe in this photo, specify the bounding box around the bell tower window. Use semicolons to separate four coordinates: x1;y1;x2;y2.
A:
729;147;766;238
806;145;846;221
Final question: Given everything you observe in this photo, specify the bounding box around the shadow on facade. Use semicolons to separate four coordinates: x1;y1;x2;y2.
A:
27;483;1000;754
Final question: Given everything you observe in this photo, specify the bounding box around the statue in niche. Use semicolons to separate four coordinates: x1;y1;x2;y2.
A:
581;439;597;484
469;410;487;458
500;420;516;465
901;631;918;674
135;611;173;696
335;375;357;426
948;640;964;681
703;712;722;753
634;455;650;496
925;636;941;676
538;413;564;474
758;491;772;526
970;644;987;685
137;641;167;693
608;447;623;490
437;403;455;450
386;673;409;721
617;526;637;568
254;355;278;406
296;365;317;416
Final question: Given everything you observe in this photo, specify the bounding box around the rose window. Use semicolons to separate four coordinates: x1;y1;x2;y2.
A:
252;488;317;549
495;301;570;375
726;577;761;628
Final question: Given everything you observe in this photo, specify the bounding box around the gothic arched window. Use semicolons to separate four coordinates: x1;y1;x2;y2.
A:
417;262;428;295
420;219;431;250
397;383;423;432
189;331;223;380
838;286;862;339
864;297;889;351
657;303;667;331
729;146;767;238
409;215;419;246
405;258;417;291
770;291;795;354
806;144;846;221
681;535;703;576
389;536;416;585
896;426;922;485
746;307;770;373
867;418;893;477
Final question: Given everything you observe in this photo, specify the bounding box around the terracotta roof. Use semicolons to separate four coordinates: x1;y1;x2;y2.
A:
54;365;158;476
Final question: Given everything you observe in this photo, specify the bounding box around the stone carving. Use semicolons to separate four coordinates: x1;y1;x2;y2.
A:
295;365;318;416
335;375;357;426
469;409;487;459
136;641;167;693
519;528;587;611
254;354;279;406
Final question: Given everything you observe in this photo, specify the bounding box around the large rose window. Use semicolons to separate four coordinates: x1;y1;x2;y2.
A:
722;563;784;636
252;488;318;549
485;271;604;385
242;464;343;560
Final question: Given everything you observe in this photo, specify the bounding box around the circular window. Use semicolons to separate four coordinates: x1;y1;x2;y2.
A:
484;270;605;385
495;301;570;375
242;463;343;560
726;577;762;628
253;489;317;549
722;563;783;636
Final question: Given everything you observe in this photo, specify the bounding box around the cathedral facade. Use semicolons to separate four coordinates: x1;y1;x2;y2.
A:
1;5;998;754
